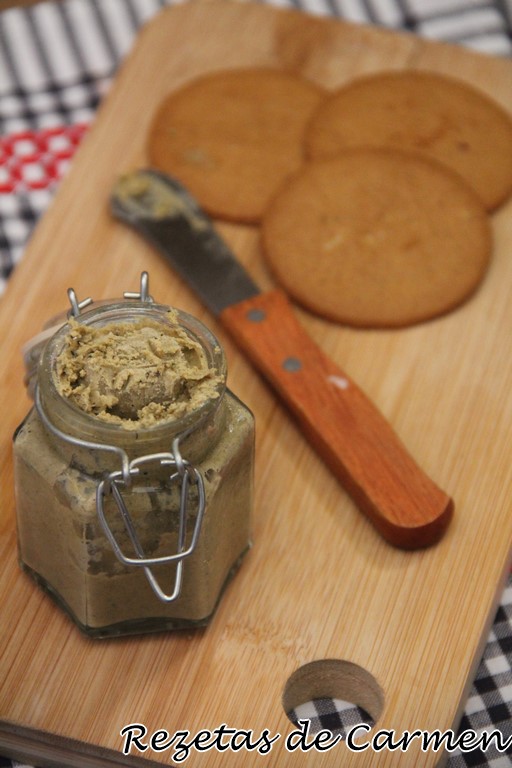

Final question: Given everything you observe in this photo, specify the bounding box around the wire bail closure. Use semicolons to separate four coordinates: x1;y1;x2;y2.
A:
34;272;207;604
96;449;206;603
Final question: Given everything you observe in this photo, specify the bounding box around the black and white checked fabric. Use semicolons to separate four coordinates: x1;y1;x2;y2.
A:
1;2;512;767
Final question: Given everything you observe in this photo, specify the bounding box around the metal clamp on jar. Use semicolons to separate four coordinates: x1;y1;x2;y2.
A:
14;273;254;638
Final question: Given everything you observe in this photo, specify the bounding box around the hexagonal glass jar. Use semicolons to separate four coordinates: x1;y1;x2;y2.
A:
13;299;254;638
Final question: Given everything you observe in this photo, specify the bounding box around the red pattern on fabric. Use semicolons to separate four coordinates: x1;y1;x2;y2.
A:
0;124;88;193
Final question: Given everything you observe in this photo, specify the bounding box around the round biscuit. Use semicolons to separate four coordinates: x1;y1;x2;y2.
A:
305;71;512;211
148;68;326;224
261;149;492;328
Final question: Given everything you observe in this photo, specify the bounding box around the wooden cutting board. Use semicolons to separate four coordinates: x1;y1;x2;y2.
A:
1;2;512;765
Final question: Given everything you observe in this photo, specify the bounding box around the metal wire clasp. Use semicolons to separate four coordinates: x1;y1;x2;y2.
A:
35;384;207;604
96;447;206;603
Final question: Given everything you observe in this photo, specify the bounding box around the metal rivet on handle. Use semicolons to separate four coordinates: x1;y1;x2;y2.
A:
246;308;266;323
282;357;302;372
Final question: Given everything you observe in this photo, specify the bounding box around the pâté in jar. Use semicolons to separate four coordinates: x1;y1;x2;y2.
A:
13;273;254;638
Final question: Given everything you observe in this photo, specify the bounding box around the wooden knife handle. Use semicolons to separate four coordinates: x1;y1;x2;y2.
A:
220;290;453;549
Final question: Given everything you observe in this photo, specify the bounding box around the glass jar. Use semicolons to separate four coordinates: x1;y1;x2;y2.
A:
13;279;254;638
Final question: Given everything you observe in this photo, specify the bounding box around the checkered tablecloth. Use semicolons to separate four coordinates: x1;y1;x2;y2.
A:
1;1;511;767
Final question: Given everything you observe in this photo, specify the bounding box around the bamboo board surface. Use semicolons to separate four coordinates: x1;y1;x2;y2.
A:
1;1;512;765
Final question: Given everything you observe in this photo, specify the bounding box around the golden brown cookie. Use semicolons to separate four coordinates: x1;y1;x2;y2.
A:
305;71;512;211
262;149;492;328
148;68;326;224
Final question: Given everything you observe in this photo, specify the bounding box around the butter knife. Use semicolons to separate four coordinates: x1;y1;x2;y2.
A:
110;169;453;549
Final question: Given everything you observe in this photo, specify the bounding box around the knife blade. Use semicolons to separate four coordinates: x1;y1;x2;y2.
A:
111;168;453;549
